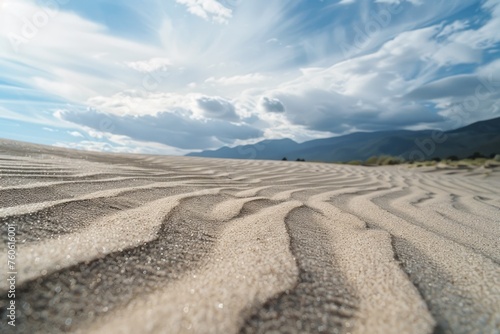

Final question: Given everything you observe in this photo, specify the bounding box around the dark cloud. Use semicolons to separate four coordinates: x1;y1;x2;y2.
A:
196;96;239;121
405;74;491;100
58;109;262;150
275;89;444;133
260;97;285;113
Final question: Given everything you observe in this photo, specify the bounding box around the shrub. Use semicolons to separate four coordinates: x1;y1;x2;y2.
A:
365;156;380;165
447;155;459;161
364;155;405;165
379;155;405;165
495;154;500;162
468;152;485;160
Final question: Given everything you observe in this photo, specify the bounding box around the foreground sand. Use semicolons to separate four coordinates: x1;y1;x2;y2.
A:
0;139;499;334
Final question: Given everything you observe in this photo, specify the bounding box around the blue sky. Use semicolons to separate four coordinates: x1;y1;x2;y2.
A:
0;0;499;154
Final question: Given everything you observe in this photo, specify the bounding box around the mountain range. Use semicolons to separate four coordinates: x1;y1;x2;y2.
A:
187;116;500;162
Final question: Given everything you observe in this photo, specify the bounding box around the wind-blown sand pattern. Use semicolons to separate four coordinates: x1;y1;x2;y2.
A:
0;139;499;334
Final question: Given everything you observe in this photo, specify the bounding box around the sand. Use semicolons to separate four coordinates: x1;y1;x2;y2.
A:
0;139;499;334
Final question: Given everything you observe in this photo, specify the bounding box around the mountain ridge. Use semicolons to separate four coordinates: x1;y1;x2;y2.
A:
187;116;500;162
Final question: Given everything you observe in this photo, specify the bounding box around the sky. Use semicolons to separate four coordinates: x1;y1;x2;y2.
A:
0;0;499;155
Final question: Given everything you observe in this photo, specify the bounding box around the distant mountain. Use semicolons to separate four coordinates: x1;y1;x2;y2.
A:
187;116;500;162
188;138;300;160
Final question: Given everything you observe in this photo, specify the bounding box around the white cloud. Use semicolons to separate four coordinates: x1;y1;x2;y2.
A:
175;0;232;24
86;91;191;116
339;0;356;5
54;136;188;155
437;20;469;39
86;90;243;122
451;0;500;49
375;0;423;5
126;58;171;73
0;0;165;102
205;73;269;85
68;131;84;137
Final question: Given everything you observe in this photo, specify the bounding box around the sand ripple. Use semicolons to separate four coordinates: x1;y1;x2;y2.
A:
0;140;499;333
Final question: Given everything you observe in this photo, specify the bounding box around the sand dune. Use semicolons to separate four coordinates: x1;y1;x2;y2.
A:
0;139;499;334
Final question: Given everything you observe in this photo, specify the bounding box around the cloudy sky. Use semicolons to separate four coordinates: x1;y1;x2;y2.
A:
1;0;499;154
